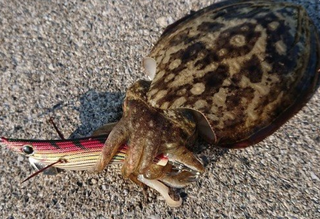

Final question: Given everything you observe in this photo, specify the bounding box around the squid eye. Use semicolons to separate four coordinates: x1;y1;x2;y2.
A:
22;145;34;155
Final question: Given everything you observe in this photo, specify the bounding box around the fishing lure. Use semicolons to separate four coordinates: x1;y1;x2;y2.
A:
1;126;194;207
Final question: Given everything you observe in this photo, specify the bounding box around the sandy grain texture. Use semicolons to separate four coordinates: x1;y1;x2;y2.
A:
0;0;319;218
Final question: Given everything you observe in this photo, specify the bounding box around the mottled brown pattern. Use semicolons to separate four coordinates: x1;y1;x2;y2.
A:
242;55;263;83
197;21;225;33
147;0;320;146
214;22;262;59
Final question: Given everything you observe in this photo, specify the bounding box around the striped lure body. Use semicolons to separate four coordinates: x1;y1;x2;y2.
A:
1;135;168;172
2;135;112;171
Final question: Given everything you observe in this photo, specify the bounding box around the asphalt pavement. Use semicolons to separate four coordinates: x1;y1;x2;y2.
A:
0;0;319;218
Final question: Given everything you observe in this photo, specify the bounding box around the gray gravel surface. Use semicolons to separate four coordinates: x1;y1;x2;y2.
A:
0;0;319;218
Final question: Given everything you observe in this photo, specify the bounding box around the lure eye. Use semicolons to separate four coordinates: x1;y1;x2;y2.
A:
22;145;34;155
